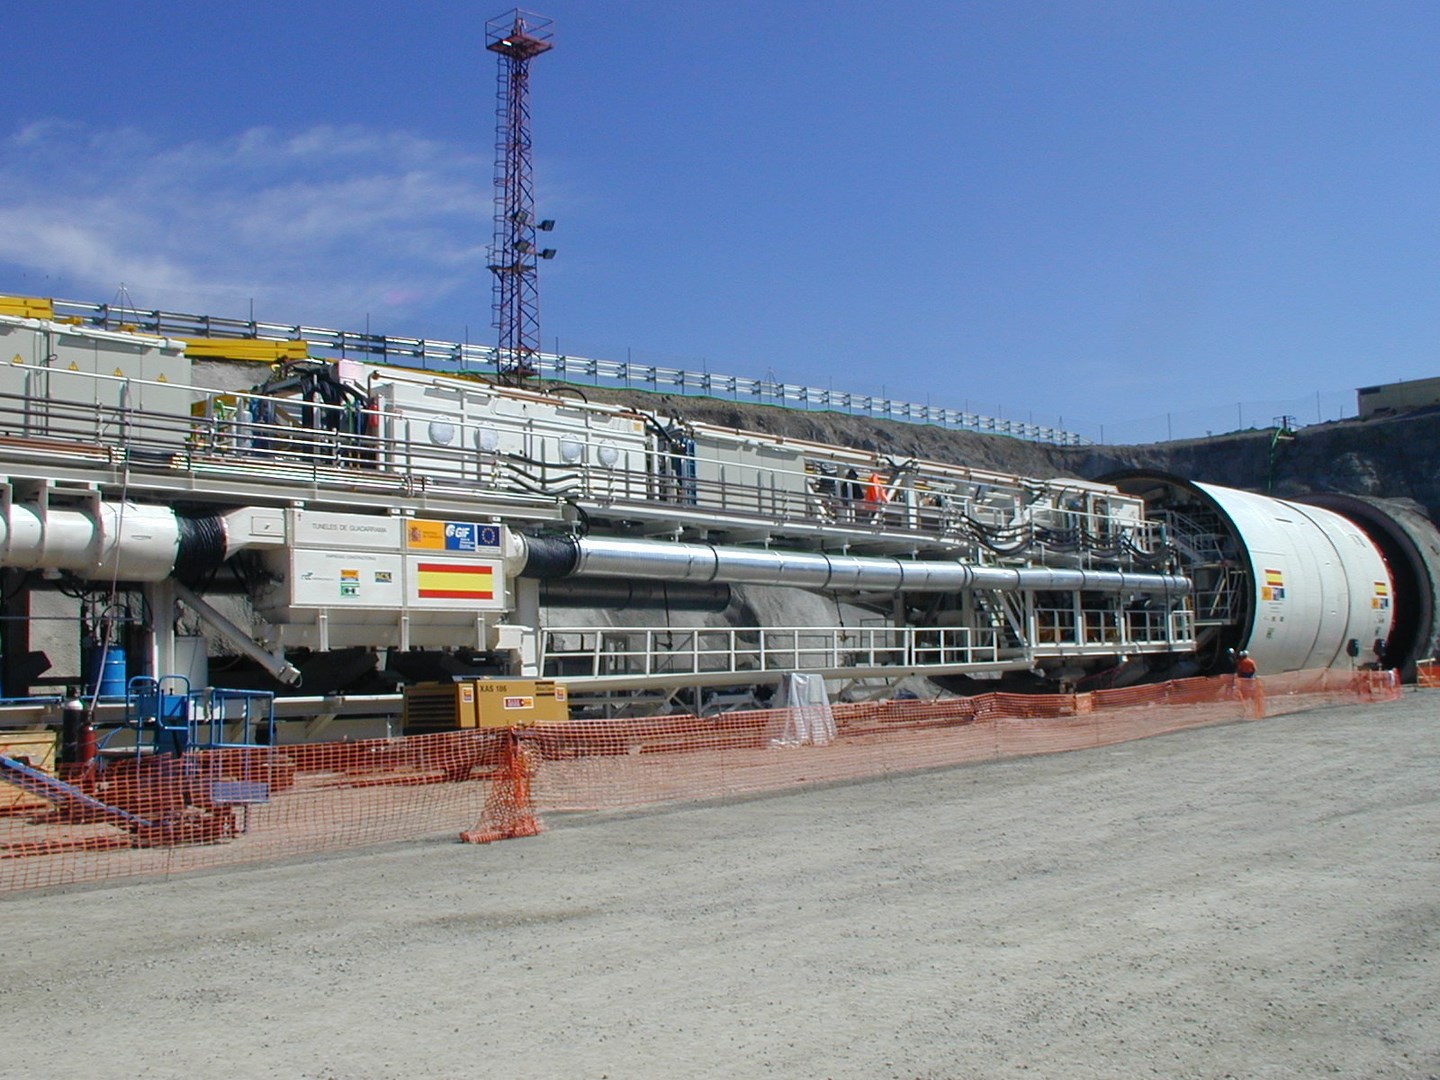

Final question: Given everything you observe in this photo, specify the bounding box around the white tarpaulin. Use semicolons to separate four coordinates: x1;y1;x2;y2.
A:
769;672;836;747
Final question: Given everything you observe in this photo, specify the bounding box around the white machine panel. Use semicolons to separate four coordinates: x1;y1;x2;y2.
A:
291;509;402;551
401;518;503;556
257;511;512;634
690;429;809;501
0;317;194;443
370;375;652;499
403;556;506;611
402;516;506;611
288;549;406;608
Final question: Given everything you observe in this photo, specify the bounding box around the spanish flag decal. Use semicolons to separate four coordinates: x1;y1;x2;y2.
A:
1262;568;1286;602
416;562;494;600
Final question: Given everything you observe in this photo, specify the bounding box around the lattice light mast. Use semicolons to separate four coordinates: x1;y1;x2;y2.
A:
486;9;555;384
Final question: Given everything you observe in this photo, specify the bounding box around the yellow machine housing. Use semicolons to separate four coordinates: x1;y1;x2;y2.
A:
402;681;478;735
402;679;567;734
181;338;310;362
0;295;55;320
473;679;568;727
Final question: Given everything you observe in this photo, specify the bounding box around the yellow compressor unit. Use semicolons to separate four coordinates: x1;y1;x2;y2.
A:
403;679;568;735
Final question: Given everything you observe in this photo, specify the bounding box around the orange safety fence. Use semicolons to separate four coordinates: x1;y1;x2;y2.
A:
0;667;1403;894
1417;658;1440;688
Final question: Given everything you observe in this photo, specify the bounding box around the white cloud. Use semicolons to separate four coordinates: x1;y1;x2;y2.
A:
0;120;499;330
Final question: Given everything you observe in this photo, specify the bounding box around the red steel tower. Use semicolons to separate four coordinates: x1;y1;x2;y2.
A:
486;9;555;384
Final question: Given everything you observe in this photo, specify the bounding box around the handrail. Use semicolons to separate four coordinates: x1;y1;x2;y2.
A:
40;296;1089;446
539;615;1193;682
539;624;1005;680
0;369;1167;564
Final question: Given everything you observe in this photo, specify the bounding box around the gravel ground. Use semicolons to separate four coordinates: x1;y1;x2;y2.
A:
3;693;1438;1080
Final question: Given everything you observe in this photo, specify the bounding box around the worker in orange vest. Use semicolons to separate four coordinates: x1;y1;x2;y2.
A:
863;472;889;522
1233;650;1265;718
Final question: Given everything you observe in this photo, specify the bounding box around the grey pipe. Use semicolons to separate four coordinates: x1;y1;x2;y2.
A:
521;535;1189;596
172;581;304;686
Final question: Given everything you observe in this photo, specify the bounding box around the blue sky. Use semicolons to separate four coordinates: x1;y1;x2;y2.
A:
4;1;1439;442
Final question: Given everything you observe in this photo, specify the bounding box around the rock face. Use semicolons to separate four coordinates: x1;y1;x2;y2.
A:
1095;413;1440;518
580;385;1438;522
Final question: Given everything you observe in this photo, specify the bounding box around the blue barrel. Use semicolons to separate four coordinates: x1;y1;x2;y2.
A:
84;644;128;699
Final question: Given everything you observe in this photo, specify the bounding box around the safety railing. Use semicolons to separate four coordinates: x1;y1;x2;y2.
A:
539;625;1004;682
1026;605;1192;654
0;367;1169;567
0;381;554;511
45;296;1088;445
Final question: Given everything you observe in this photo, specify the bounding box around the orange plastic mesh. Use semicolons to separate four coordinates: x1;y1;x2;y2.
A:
0;668;1403;893
460;732;542;844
